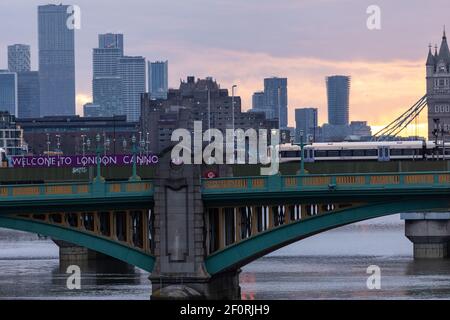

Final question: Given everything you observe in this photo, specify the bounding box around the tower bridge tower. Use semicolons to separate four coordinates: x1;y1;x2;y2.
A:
427;29;450;140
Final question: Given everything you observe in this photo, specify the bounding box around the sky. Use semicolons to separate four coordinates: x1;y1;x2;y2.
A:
1;0;449;136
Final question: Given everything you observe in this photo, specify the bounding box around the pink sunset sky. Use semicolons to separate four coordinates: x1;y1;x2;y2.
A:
1;0;450;136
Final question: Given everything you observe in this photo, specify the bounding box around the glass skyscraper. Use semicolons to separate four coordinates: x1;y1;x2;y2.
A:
326;75;350;126
0;71;18;116
148;60;168;100
295;108;318;143
17;71;40;118
98;33;124;55
38;4;75;116
118;56;146;122
8;44;31;73
264;77;288;128
92;33;124;117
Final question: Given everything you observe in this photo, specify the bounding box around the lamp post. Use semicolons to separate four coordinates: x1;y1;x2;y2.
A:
294;130;305;175
95;134;102;181
231;85;237;133
146;132;150;155
277;86;281;130
300;130;305;175
130;135;141;181
81;134;86;156
46;133;50;155
56;134;61;153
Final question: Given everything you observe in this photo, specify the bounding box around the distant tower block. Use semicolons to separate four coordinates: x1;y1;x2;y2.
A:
427;28;450;141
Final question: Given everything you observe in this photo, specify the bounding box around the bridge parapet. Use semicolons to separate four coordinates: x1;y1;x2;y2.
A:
202;171;450;195
0;179;153;204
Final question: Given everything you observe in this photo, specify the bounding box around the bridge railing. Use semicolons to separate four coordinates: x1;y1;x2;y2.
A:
0;180;154;201
201;171;450;194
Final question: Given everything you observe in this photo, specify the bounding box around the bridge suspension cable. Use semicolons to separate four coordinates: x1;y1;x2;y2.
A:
372;94;428;141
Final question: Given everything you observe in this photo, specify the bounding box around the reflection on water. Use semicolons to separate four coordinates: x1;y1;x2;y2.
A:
1;215;450;299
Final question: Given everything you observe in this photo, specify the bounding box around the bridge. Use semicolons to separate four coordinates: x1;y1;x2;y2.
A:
2;151;450;299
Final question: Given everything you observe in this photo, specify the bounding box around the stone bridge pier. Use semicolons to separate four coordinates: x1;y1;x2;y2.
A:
402;212;450;259
149;153;240;300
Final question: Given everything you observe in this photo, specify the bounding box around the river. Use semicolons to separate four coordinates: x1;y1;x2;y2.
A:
1;214;450;300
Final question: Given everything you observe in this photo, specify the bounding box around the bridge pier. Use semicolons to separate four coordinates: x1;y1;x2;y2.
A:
151;270;241;300
149;154;241;299
53;240;131;269
401;212;450;259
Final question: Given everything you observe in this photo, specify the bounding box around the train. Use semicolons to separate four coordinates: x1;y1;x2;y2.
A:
279;140;450;163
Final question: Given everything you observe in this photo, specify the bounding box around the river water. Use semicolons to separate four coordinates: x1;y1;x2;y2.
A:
1;214;450;300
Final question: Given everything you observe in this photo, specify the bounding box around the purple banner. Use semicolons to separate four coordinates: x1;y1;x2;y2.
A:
9;154;159;168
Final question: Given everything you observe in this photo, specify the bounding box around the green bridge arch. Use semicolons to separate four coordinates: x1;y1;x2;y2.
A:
0;216;155;272
205;198;450;275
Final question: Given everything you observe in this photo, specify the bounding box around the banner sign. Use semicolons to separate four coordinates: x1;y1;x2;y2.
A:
9;154;159;168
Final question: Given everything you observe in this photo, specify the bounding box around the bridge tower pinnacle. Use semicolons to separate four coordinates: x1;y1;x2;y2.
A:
427;29;450;140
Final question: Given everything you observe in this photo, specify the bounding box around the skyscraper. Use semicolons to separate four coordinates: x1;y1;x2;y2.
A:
264;77;288;128
326;75;350;126
0;70;18;116
252;91;265;110
295;108;318;143
92;34;124;117
118;56;146;122
38;4;75;116
17;71;40;118
98;33;124;55
148;61;168;100
8;44;31;73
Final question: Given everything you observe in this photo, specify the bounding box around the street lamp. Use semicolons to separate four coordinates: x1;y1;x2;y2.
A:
231;85;237;133
146;132;150;155
56;135;61;153
95;133;102;181
130;135;141;181
293;130;305;175
46;133;50;155
81;134;86;156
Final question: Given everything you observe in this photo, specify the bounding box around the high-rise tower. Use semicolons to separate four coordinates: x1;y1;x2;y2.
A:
92;33;124;116
326;75;350;126
8;44;31;73
38;4;75;116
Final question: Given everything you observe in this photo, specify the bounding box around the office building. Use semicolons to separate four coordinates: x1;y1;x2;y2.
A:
141;76;277;153
148;60;168;99
264;77;288;128
17;115;138;155
98;33;124;55
295;108;318;143
0;112;26;155
38;4;75;116
118;56;146;122
326;75;350;126
8;44;31;73
0;71;18;116
83;103;103;117
17;71;40;118
92;34;124;116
